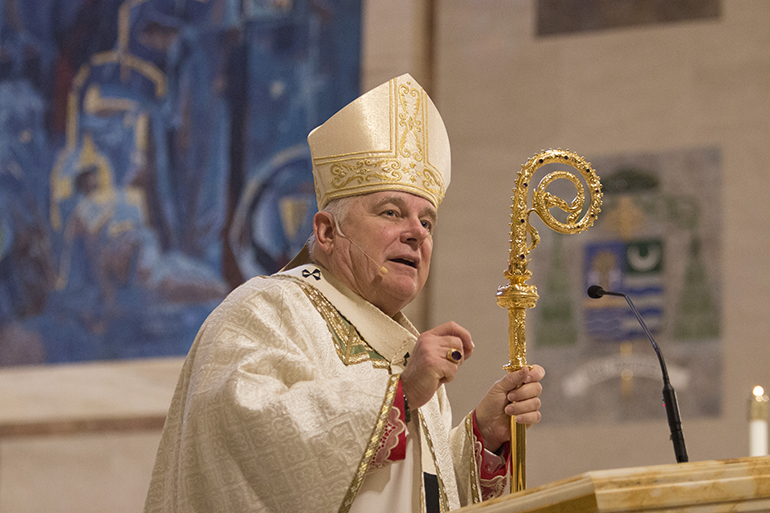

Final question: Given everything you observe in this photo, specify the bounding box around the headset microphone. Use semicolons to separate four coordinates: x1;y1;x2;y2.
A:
335;223;388;275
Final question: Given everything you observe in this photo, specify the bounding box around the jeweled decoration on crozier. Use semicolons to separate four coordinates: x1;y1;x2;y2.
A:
497;148;602;493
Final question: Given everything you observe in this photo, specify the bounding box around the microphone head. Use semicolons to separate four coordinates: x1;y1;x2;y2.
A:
587;285;605;299
380;266;388;275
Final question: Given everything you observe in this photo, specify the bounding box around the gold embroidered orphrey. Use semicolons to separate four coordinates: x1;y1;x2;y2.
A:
309;74;449;209
278;275;390;369
497;149;603;493
273;274;456;511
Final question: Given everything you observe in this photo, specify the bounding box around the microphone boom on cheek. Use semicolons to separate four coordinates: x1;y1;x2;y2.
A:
335;223;388;275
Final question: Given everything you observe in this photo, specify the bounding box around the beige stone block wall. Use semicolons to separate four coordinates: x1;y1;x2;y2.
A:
432;0;770;488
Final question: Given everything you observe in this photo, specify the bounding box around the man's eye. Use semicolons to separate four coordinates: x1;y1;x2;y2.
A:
383;209;398;217
421;220;433;232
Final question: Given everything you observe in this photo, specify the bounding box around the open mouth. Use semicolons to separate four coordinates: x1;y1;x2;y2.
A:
390;258;417;269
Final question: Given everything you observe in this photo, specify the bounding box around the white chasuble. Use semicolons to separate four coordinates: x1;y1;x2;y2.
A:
144;264;483;512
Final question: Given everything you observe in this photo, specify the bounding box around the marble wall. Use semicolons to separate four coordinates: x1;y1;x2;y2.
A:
0;358;182;512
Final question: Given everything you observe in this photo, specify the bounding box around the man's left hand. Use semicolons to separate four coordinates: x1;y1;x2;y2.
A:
474;365;545;453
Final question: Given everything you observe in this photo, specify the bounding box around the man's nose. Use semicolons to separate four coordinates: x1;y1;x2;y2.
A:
402;217;429;246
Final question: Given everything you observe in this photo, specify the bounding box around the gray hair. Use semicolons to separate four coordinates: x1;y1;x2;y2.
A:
307;197;355;257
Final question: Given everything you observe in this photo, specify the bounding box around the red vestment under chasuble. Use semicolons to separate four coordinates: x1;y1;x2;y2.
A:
144;263;508;512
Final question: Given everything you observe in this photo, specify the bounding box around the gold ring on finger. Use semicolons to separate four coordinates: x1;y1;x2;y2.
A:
445;349;462;363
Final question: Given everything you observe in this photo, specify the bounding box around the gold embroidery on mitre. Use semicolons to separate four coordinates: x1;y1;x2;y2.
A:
310;74;449;209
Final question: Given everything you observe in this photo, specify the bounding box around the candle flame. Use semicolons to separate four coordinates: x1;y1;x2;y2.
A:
754;386;765;397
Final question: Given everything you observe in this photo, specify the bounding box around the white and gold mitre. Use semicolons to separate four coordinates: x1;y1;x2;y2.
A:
308;73;451;209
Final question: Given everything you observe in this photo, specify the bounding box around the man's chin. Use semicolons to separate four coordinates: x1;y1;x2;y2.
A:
386;283;423;306
367;283;423;316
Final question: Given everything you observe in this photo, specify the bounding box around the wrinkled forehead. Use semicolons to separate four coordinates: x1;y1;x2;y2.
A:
375;192;437;222
354;191;437;219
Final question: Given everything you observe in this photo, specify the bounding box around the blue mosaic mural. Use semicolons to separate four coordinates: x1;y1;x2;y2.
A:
0;0;361;365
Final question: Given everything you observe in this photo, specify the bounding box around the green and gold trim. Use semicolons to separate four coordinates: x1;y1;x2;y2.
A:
418;410;450;512
339;373;401;513
465;413;482;504
278;275;388;368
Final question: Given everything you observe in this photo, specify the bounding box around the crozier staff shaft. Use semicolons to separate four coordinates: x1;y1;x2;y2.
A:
497;149;602;493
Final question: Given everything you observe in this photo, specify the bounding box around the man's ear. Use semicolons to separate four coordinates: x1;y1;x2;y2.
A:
313;211;336;254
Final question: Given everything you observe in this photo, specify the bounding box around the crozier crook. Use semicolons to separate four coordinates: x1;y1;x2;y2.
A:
497;149;603;492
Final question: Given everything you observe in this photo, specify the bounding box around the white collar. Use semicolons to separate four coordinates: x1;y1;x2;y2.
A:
279;263;417;368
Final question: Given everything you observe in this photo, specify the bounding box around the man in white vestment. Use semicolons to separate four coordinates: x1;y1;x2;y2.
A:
144;73;545;513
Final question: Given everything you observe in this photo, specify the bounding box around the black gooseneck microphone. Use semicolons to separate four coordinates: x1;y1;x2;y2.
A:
587;285;688;463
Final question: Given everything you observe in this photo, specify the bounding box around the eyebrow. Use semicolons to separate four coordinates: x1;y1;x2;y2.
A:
372;196;438;224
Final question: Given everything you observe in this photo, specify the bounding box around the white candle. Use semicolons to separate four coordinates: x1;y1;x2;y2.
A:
749;386;769;457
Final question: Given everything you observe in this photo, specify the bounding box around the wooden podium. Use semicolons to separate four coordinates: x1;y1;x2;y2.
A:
458;456;770;512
